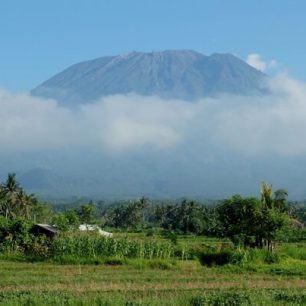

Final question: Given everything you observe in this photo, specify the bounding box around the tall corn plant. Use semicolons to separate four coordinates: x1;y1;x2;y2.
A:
50;233;176;260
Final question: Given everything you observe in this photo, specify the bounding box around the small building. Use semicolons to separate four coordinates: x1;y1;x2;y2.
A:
79;224;113;237
31;224;59;239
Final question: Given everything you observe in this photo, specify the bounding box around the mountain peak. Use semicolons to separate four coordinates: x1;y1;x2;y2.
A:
32;50;266;106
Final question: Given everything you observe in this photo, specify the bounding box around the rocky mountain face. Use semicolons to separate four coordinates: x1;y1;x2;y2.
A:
32;50;266;106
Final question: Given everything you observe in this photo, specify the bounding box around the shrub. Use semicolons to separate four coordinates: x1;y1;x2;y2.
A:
0;218;32;252
274;292;306;304
246;248;281;264
190;292;251;306
125;302;142;306
162;230;178;244
198;248;284;267
104;258;124;266
280;244;306;260
199;250;232;266
199;250;245;266
190;295;207;306
24;235;49;258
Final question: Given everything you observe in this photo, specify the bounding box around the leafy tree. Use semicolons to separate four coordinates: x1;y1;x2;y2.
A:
31;202;54;224
0;217;32;251
218;195;263;247
52;209;80;232
52;214;70;232
153;200;210;234
218;183;289;250
77;203;96;224
64;209;80;229
103;199;149;229
177;200;205;234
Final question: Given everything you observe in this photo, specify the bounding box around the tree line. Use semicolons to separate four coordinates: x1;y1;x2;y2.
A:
100;184;304;250
0;173;305;252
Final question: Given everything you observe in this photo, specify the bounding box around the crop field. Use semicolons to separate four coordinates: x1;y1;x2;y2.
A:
0;236;305;306
1;178;305;305
0;258;305;305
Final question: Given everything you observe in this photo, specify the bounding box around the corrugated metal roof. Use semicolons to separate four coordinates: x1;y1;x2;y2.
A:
36;224;59;233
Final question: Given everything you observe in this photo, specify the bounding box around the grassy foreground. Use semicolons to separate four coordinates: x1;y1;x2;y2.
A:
0;257;305;306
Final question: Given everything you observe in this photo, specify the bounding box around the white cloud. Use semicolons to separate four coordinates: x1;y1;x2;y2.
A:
0;90;81;150
209;73;306;155
1;73;306;157
0;91;194;152
246;53;277;72
79;95;194;151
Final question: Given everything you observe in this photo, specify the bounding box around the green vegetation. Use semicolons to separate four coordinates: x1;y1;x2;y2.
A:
50;233;176;262
0;256;305;305
217;183;289;250
0;173;305;305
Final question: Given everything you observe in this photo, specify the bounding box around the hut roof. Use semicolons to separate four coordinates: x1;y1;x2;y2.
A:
36;224;59;233
31;224;60;236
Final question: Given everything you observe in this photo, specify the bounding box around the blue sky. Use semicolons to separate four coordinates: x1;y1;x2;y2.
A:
1;0;305;91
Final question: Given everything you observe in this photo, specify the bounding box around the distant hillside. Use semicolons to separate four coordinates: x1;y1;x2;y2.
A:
32;50;266;105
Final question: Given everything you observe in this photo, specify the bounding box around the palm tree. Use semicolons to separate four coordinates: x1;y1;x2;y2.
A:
0;173;22;219
16;190;37;220
261;182;274;209
0;173;39;220
274;189;288;212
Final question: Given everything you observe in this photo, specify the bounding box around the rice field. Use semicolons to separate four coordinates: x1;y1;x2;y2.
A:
0;237;305;305
0;259;305;305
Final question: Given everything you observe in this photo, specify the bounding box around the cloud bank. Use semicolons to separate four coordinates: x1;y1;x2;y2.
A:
0;73;306;156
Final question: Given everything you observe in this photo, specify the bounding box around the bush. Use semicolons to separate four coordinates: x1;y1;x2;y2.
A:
210;292;251;306
280;244;306;260
274;292;306;304
246;248;281;264
162;230;178;244
125;302;142;306
199;250;232;266
190;292;251;306
262;251;280;264
0;218;32;252
190;295;207;306
268;266;305;276
199;250;245;266
24;235;49;258
198;247;285;267
103;258;124;266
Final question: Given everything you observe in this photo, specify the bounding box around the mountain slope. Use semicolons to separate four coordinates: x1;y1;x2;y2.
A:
32;50;266;105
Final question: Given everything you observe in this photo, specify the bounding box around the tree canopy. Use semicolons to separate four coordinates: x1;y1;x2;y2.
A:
217;182;289;250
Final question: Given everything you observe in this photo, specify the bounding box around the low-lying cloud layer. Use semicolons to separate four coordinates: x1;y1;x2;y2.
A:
1;73;306;156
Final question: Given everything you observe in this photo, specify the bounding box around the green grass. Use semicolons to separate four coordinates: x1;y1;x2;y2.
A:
2;289;306;306
0;235;305;305
278;243;306;260
0;257;305;305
